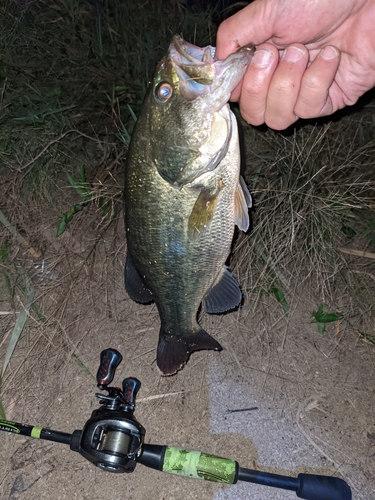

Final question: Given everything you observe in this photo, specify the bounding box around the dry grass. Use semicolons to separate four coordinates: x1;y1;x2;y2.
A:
0;0;218;416
232;111;375;336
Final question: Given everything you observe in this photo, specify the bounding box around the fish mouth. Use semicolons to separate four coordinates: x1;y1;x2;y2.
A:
169;35;254;101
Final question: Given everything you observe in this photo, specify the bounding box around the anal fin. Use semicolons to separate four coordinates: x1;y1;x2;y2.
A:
202;266;242;313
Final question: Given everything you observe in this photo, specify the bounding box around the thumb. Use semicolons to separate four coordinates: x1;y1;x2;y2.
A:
216;0;278;59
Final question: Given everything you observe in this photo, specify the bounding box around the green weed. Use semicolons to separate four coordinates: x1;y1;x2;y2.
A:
312;304;343;334
13;86;75;126
57;166;114;236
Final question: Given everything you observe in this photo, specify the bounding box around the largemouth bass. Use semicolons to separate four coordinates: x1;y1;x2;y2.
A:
124;35;253;375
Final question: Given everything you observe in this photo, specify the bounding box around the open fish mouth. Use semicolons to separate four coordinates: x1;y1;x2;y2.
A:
169;35;254;101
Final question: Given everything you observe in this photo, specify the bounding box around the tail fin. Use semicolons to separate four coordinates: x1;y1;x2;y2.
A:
157;326;222;376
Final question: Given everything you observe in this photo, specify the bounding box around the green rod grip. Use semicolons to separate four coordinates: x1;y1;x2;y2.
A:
162;446;238;484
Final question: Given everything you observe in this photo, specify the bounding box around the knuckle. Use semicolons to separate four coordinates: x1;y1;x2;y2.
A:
295;79;329;118
273;74;299;95
303;73;324;92
294;95;317;118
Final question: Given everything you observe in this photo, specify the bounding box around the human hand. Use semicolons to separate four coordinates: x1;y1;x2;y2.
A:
216;0;375;129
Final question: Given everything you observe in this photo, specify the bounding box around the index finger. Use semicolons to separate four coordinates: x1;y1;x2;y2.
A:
216;2;277;59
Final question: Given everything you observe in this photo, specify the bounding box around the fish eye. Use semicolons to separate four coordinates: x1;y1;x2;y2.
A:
155;82;173;102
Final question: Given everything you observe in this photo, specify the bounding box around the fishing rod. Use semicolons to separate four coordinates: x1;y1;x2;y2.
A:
0;349;351;499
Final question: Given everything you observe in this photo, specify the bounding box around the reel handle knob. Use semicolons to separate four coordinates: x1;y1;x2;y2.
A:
123;377;141;409
97;349;122;390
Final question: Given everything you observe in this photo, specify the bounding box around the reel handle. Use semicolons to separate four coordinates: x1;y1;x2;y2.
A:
96;348;122;390
123;377;141;410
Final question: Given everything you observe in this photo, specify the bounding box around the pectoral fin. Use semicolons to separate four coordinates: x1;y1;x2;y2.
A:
202;266;242;313
234;176;252;232
124;252;153;303
188;187;220;239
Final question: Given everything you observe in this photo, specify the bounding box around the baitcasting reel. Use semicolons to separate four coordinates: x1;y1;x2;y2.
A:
70;349;145;473
0;349;352;500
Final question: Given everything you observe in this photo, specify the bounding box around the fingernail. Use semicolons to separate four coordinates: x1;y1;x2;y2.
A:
283;46;305;63
320;45;339;61
252;48;274;67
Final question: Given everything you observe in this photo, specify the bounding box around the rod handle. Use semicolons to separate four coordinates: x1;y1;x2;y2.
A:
139;445;238;484
297;473;352;500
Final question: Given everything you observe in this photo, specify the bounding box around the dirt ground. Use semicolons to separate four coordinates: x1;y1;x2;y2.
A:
0;214;374;500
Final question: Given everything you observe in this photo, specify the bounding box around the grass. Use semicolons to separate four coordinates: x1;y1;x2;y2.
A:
234;112;375;335
0;0;219;220
0;0;220;416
